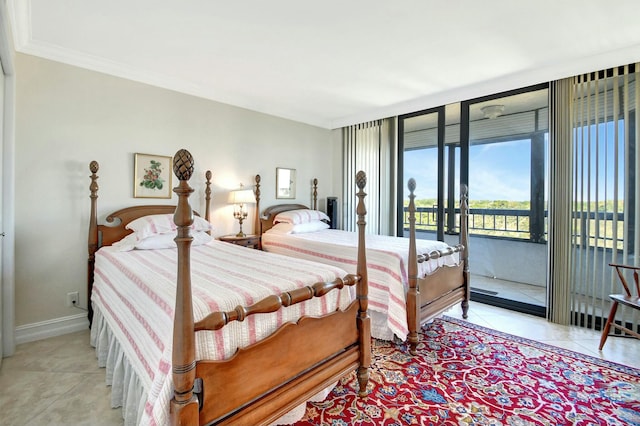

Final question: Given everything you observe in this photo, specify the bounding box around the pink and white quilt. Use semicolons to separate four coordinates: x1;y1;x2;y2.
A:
91;240;354;426
261;229;460;342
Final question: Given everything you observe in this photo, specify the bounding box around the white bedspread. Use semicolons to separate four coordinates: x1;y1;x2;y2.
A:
91;240;354;426
261;229;460;341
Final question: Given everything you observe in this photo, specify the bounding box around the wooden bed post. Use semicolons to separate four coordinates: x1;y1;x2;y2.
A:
87;161;99;328
312;178;318;210
170;149;200;425
254;174;261;236
355;171;371;396
204;170;212;231
406;178;420;355
460;184;470;318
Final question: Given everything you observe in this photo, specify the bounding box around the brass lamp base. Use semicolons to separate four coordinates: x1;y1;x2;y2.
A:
234;213;247;238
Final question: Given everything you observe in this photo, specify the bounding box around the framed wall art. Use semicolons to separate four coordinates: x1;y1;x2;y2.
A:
276;167;296;199
134;153;173;198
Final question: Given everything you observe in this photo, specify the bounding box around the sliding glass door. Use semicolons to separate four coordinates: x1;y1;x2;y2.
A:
399;84;549;316
463;85;549;314
398;107;446;240
398;105;462;244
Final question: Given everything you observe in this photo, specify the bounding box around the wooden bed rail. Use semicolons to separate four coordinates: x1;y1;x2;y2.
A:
417;244;465;262
195;275;360;331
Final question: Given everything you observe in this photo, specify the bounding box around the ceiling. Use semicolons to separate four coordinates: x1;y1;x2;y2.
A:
8;1;640;129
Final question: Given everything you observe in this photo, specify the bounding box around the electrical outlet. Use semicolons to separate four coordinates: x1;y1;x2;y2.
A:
67;291;79;307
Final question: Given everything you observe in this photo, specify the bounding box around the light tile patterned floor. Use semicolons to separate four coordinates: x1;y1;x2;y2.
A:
0;302;637;425
471;273;547;306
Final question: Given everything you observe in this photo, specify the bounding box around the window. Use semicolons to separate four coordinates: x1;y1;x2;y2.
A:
467;87;549;242
399;86;549;243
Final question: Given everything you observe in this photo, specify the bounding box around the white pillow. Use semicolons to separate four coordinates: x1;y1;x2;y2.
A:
291;221;329;234
273;209;330;225
267;221;329;235
114;230;213;251
126;213;212;240
267;222;295;234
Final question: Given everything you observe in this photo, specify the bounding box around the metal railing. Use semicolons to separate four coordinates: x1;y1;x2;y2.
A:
403;206;625;249
403;206;536;239
573;210;626;250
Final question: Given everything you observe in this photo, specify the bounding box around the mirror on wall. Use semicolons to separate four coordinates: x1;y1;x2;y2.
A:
276;167;296;199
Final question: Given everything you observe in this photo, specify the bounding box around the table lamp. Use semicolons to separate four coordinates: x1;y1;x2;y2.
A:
228;184;255;237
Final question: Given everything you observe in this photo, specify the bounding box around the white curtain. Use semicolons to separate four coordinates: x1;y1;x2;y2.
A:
343;119;394;234
567;64;640;332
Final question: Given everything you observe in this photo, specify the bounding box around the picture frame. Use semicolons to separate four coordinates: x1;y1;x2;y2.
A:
134;153;173;199
276;167;296;199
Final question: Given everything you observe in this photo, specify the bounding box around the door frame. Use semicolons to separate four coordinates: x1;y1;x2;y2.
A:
397;106;446;239
461;83;549;317
0;1;16;357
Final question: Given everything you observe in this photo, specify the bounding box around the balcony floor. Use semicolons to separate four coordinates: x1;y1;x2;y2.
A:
470;274;622;326
471;274;546;308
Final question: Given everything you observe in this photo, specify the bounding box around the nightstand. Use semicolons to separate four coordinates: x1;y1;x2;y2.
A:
218;234;261;250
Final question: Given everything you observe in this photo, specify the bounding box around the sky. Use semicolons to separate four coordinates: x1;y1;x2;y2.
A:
404;120;627;204
404;140;532;202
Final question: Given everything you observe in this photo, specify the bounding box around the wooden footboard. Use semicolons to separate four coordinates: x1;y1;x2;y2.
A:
170;150;370;425
197;301;363;425
407;179;470;354
418;264;467;321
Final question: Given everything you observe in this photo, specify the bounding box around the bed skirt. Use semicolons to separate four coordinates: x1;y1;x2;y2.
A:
90;307;147;425
90;305;330;425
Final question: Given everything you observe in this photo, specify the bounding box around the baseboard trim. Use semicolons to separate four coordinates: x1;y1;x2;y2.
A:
15;313;90;345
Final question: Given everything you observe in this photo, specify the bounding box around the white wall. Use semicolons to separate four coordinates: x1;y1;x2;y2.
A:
14;54;339;337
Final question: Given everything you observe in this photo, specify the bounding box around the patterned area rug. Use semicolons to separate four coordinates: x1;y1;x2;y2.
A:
293;316;640;425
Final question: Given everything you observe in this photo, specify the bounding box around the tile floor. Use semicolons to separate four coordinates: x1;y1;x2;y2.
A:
471;274;547;306
0;302;637;426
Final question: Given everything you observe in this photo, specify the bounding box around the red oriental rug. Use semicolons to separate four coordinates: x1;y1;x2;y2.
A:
293;316;640;425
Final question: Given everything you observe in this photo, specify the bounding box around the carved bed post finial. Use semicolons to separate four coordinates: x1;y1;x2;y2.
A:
407;178;419;355
313;178;318;210
87;161;100;327
205;170;212;232
354;170;370;397
170;149;199;425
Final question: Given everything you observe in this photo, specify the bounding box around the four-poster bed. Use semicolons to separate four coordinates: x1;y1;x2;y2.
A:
87;150;371;425
259;176;470;354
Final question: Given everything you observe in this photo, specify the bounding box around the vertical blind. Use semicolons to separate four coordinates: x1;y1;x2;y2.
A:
569;63;639;333
547;78;574;325
343;119;393;234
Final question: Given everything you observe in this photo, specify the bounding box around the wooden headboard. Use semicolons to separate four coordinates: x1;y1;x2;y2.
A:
257;176;323;234
260;203;310;234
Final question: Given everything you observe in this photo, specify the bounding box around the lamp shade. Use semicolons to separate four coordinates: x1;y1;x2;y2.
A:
228;188;255;204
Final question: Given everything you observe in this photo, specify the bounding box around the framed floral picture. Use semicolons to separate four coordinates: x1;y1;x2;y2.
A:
134;153;173;198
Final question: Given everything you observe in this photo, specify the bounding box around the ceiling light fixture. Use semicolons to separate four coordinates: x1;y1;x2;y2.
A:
481;104;505;119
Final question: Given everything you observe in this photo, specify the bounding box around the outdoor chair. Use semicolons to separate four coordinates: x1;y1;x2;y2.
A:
599;263;640;350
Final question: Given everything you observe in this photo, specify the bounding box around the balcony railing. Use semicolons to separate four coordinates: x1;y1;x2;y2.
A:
403;206;625;249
